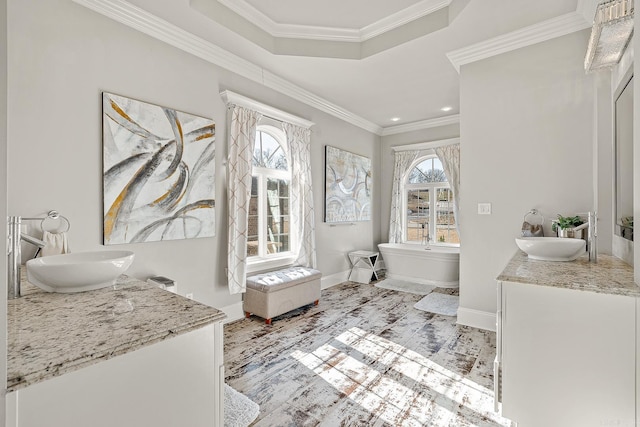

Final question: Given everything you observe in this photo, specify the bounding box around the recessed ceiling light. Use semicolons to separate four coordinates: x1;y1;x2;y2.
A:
391;117;400;122
441;106;453;112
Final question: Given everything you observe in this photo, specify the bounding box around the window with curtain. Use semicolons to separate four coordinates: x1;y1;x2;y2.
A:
405;156;459;245
247;125;293;259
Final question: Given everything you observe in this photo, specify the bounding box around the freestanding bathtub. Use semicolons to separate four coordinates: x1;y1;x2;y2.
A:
378;243;459;288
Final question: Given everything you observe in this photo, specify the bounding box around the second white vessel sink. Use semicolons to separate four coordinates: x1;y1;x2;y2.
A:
515;237;585;261
26;250;135;293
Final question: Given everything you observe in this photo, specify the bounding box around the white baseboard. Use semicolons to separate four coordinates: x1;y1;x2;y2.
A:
218;301;245;324
321;270;350;290
457;307;496;332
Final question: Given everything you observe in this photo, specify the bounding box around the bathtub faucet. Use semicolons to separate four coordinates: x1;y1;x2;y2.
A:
421;231;431;246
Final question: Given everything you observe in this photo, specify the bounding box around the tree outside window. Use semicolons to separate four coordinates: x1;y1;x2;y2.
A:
247;127;292;258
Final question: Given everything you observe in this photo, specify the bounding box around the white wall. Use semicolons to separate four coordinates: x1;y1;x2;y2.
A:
0;0;7;423
634;11;640;424
458;30;595;325
6;0;380;311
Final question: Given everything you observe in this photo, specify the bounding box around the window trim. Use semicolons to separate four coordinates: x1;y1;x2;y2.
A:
403;155;459;247
247;125;296;270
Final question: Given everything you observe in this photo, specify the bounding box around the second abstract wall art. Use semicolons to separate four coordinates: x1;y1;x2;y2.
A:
324;145;372;223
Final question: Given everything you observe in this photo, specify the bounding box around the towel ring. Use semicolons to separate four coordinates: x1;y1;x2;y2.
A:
41;210;70;233
523;209;544;226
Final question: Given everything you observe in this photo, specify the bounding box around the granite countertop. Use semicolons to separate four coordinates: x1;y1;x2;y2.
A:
497;251;639;298
7;275;226;392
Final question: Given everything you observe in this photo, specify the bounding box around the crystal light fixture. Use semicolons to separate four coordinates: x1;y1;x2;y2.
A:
584;0;634;72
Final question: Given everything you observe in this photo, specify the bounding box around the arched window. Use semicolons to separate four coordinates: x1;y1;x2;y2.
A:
405;155;459;245
247;126;292;258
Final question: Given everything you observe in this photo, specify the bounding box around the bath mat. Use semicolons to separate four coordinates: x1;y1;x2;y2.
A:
375;279;436;295
224;383;260;427
414;293;459;316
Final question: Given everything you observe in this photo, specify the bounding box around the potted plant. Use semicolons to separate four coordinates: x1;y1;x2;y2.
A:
551;215;584;238
621;216;633;241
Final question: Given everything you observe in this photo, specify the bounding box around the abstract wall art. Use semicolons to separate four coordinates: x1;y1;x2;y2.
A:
102;92;216;244
324;145;372;223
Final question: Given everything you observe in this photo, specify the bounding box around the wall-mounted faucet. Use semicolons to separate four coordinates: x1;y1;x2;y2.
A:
8;216;46;299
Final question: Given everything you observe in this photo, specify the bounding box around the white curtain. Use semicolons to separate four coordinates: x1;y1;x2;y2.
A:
388;150;420;243
283;122;317;268
227;104;262;294
435;143;461;240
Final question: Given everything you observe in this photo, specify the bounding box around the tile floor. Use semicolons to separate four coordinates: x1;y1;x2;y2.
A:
224;281;512;427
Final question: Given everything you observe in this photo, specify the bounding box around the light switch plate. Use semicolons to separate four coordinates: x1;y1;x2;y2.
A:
478;203;492;215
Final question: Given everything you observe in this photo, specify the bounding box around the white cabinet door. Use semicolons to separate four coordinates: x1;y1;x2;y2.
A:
7;324;223;427
500;282;635;427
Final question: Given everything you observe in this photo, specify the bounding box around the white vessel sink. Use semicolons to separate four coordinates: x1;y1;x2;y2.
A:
515;237;586;261
26;251;135;293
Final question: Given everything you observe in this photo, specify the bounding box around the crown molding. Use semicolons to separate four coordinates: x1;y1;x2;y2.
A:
220;90;315;129
217;0;451;42
262;71;382;134
215;0;276;37
72;0;264;81
270;25;359;42
71;0;382;135
216;0;360;42
381;114;460;136
446;12;591;73
361;0;451;41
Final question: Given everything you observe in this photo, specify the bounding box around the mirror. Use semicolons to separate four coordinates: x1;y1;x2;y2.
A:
615;75;633;241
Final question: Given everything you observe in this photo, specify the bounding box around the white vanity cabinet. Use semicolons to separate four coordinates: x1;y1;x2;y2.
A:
6;277;226;427
6;323;225;427
496;280;636;427
7;324;224;427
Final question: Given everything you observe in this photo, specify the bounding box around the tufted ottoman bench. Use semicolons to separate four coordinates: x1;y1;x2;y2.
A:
244;266;322;324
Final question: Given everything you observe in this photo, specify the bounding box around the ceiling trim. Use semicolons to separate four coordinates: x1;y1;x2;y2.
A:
446;11;591;73
381;114;460;136
71;0;383;135
216;0;360;42
361;0;451;41
220;90;315;128
217;0;452;42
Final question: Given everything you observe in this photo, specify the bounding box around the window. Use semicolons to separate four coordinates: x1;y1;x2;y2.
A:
405;156;459;245
247;126;292;260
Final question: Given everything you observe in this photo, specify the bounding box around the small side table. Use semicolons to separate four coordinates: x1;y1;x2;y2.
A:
348;250;381;284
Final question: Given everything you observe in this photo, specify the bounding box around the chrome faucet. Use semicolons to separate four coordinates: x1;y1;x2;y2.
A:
8;216;46;299
572;212;598;262
420;223;431;246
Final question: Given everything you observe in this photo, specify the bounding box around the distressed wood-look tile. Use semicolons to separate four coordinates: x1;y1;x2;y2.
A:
225;281;512;427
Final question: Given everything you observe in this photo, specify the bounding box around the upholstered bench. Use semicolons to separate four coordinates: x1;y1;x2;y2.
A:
244;266;322;324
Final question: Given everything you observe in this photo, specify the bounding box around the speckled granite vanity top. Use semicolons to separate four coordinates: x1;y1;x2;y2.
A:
498;251;639;298
7;275;226;392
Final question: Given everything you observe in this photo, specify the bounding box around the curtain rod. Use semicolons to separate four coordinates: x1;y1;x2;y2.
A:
391;137;459;152
220;90;315;129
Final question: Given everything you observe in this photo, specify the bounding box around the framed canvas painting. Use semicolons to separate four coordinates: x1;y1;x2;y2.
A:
102;92;216;244
324;145;372;223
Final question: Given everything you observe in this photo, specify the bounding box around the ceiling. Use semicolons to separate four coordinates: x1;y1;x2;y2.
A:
94;0;593;133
